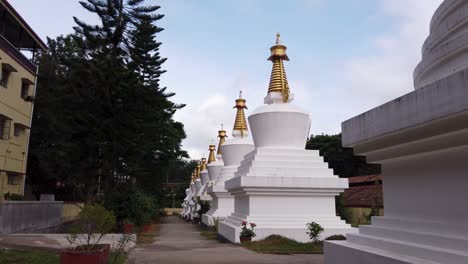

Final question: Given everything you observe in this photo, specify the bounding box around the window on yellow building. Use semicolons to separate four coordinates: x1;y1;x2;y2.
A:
13;123;28;137
21;83;29;98
7;172;21;185
1;63;17;88
1;69;9;87
0;115;12;140
21;78;34;99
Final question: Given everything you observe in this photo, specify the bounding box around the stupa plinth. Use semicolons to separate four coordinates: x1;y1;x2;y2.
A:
202;93;255;226
219;34;355;243
326;1;468;263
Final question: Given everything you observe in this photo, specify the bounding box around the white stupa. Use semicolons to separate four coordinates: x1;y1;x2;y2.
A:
326;1;468;263
218;34;355;243
186;171;197;220
203;93;255;226
202;129;227;225
198;157;212;201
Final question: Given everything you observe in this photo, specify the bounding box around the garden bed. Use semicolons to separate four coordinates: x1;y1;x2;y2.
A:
0;249;126;264
240;235;323;254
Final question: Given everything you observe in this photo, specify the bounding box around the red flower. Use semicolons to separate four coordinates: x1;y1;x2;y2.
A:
250;223;256;228
241;221;247;226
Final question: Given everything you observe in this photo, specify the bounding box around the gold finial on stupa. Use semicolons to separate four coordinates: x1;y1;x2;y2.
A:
233;91;249;138
217;124;227;156
267;33;290;103
196;163;201;179
208;144;216;163
191;170;196;182
201;157;207;171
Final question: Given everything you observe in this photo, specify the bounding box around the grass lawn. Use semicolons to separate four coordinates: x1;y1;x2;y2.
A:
0;249;59;264
0;249;127;264
241;235;323;254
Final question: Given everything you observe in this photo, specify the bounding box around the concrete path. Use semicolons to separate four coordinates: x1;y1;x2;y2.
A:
128;216;323;264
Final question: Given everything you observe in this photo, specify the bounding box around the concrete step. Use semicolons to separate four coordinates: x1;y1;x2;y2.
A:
360;224;468;252
372;217;468;237
348;233;468;264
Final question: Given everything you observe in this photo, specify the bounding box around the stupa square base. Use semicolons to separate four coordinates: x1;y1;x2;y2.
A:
219;214;356;243
219;173;355;243
201;191;234;226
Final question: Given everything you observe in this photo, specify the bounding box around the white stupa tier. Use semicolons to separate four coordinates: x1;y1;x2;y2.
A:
202;95;255;227
219;34;355;243
186;180;196;220
181;188;191;218
414;0;468;89
202;131;227;225
325;1;468;263
198;158;212;201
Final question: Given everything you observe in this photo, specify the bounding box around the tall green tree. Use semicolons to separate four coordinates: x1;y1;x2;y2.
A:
27;0;187;201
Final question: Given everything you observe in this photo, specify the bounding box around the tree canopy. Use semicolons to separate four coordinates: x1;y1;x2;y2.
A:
306;134;381;177
27;0;188;202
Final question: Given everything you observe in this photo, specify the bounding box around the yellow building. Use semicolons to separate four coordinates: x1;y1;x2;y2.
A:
0;1;47;197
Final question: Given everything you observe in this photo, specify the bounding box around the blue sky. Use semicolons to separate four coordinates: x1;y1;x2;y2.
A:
10;0;443;159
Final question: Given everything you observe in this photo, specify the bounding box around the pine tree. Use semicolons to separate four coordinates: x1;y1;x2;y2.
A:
28;0;188;201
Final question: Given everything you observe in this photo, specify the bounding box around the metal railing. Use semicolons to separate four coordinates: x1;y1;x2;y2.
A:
0;34;37;74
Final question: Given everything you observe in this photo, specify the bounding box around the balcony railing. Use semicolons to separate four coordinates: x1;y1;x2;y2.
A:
0;34;37;74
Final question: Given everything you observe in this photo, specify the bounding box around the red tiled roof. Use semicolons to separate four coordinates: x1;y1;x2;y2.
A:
348;174;382;185
343;184;383;208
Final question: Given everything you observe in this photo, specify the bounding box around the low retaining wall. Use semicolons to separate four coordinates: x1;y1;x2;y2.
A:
0;201;63;234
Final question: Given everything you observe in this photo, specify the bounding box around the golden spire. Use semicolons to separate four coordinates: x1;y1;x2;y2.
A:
267;33;290;103
201;157;207;171
217;124;227;156
233;91;249;138
191;171;196;182
208;144;216;163
196;163;201;179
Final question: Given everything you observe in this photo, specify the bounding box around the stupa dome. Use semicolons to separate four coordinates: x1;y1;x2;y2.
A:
414;0;468;89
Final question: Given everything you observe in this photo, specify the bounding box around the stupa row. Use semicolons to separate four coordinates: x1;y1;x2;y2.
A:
183;1;468;261
181;33;355;243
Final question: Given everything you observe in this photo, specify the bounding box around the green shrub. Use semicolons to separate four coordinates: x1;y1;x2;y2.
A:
306;222;324;244
4;192;24;201
104;184;160;227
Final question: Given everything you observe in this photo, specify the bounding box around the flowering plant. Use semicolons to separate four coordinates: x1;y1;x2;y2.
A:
239;221;256;238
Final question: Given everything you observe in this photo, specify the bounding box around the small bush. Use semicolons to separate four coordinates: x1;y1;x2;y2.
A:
66;204;116;251
210;217;223;232
104;185;160;227
306;222;324;244
325;234;346;240
4;192;24;201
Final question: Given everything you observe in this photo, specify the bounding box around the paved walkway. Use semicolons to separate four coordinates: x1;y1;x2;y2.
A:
128;216;323;264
